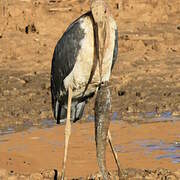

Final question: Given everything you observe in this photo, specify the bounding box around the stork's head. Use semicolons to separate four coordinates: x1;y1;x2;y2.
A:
90;0;109;25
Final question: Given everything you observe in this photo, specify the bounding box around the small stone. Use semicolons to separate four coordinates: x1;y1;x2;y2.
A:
18;79;26;84
41;83;49;90
127;106;134;113
40;169;55;179
39;111;47;119
29;173;43;180
118;90;126;96
174;170;180;178
172;111;180;116
0;168;8;179
136;92;141;97
19;175;29;180
34;38;39;42
166;174;178;180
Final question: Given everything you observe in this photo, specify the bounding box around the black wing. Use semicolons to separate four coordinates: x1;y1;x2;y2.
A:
51;13;90;119
111;28;118;70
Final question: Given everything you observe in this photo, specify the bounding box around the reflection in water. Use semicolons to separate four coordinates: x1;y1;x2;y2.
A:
141;111;172;118
0;113;180;167
88;111;180;124
161;111;172;118
87;112;120;122
114;139;180;164
0;112;180;137
157;154;180;163
112;112;119;121
87;115;94;122
143;112;157;118
0;119;57;136
114;145;125;153
39;119;57;128
137;140;180;164
137;111;180;123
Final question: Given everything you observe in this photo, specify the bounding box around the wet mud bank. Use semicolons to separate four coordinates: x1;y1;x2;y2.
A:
0;0;180;129
0;168;180;180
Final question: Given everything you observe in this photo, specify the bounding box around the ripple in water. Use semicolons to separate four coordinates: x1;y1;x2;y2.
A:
137;140;180;164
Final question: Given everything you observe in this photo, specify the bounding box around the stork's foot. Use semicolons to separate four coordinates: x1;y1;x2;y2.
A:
100;171;125;180
60;169;65;180
118;169;124;179
117;170;125;180
103;171;110;180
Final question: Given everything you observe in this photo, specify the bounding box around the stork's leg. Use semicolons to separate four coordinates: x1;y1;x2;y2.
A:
108;130;123;178
95;84;111;180
61;87;72;180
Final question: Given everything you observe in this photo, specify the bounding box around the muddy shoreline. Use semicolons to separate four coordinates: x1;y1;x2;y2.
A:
0;168;180;179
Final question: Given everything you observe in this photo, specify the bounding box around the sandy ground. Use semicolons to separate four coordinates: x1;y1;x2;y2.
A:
0;0;180;179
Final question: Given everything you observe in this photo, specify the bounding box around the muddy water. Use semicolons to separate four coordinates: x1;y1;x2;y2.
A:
0;117;180;178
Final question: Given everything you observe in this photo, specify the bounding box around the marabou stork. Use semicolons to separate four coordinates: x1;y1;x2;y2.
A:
51;0;121;179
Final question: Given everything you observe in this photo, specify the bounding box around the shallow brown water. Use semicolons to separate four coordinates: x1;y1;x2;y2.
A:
0;119;180;178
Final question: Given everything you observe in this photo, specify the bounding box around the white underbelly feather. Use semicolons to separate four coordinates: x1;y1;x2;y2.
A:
63;15;116;98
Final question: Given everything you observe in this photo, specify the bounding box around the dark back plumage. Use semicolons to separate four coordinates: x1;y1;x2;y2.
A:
51;12;90;121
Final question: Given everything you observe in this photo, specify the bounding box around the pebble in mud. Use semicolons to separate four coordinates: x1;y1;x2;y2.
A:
118;90;126;96
0;169;179;180
0;168;8;179
40;169;55;179
174;170;180;178
41;82;50;90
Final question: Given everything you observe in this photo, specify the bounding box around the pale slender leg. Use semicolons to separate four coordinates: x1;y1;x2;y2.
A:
61;87;72;180
108;130;123;178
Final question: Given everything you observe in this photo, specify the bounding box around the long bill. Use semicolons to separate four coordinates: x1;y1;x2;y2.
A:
91;0;110;81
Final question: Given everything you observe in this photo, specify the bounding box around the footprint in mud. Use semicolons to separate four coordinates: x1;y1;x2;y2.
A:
25;23;38;34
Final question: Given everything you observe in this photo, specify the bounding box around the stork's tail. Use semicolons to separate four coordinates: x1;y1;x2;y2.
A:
55;101;86;124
